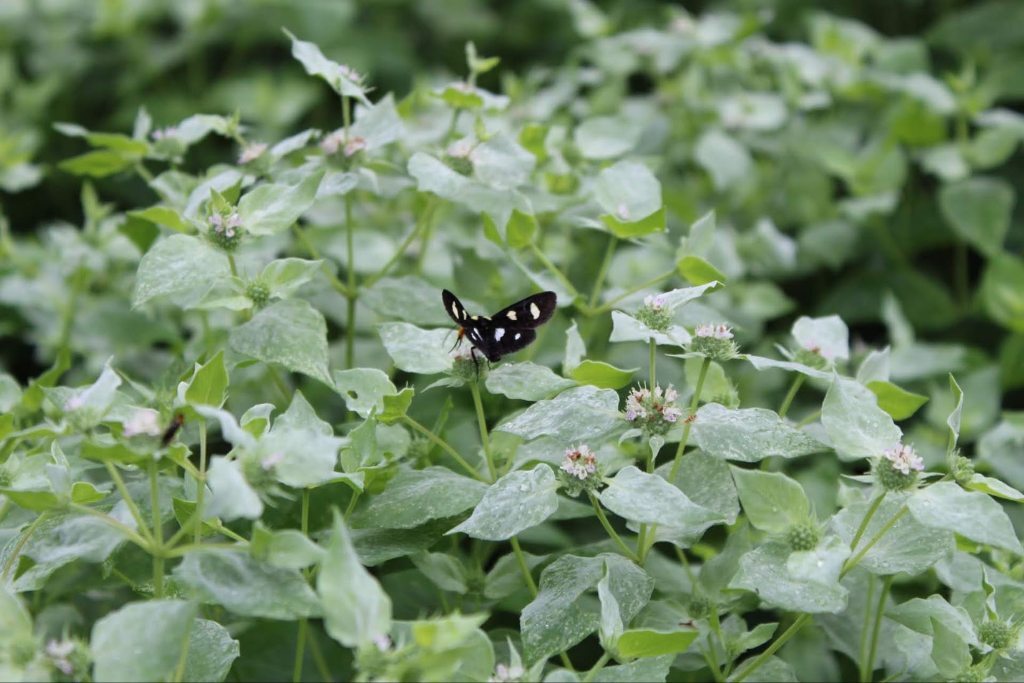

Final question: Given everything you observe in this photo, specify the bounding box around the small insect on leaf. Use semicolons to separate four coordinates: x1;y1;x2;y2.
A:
441;289;557;363
161;413;185;446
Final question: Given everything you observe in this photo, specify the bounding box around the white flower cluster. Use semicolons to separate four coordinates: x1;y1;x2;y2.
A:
490;663;525;683
883;444;924;475
625;385;682;424
695;322;733;339
643;293;667;310
210;212;242;238
321;130;367;157
123;408;162;437
560;444;597;480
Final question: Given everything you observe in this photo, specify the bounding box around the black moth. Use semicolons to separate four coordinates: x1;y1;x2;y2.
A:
442;289;557;363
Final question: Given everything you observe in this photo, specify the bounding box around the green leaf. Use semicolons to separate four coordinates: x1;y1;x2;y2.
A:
381;388;414;424
284;29;370;105
965;473;1024;502
378;322;454;375
744;354;832;381
938;176;1014;257
229;299;331;385
980;252;1024;332
91;600;197;682
506;208;537;248
485;362;575;401
259;258;323;299
692;403;824;463
333;368;398;419
597;564;624;651
237;170;324;236
521;554;653;665
183;619;240;683
594;161;665;237
351;467;486;529
569;360;636;389
174;549;319;619
574;115;643;159
822;376;902;461
887;595;979;647
497;385;622;443
730;543;847;613
694;129;752;190
832;494;953;575
616;628;699;659
362;276;452;327
931;618;972;679
677;255;726;286
205;457;263;521
866;381;928;420
609;311;691;347
318;509;392;647
907;481;1023;554
254;391;344;488
60;361;122;426
412;551;468;593
132;234;231;308
599;466;723;532
791;315;849;362
58;149;135;177
730;467;810;533
946;375;964;450
183;350;228;408
448;466;559;541
128;205;191;233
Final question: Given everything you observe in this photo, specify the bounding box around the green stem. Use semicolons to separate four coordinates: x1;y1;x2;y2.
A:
402;416;487;482
69;504;150;551
797;409;821;428
581;652;611;683
149;460;165;598
293;618;309;683
307;626;333;683
588;492;641;563
529;242;579;300
469;382;496;481
705;608;727;682
862;575;892;683
105;462;153;544
591;268;675;315
778;374;805;419
509;536;538;596
649;338;657;389
849;491;886;554
668;356;711;482
164;542;246;558
733;614;812;683
344;490;361;520
363;202;434;288
194;422;207;545
292;225;353;298
345;193;357;370
859;576;876;683
588;234;617;310
841;506;909;579
0;498;12;526
2;511;50;581
227;253;239;278
134;162;156;185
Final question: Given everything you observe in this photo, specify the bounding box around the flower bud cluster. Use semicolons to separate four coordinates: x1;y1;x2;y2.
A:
874;443;924;491
624;384;683;435
208;211;243;251
557;443;601;497
635;294;671;331
690;322;739;360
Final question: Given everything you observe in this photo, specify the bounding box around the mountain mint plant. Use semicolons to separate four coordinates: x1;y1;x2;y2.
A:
1;4;1023;683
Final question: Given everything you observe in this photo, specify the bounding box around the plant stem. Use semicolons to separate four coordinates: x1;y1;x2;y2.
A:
2;511;50;581
509;536;538;596
849;491;886;554
364;198;437;289
581;652;611;683
69;504;150;551
529;242;579;301
307;626;333;683
797;409;821;428
149;460;165;598
401;416;487;482
227;253;239;278
105;462;153;544
841;506;909;579
733;614;812;683
859;575;876;683
649;338;656;389
469;381;496;481
294;488;312;683
778;374;805;419
588;234;617;310
588;492;641;563
668;356;711;482
292;225;353;298
705;607;727;682
862;575;892;683
0;498;12;526
591;268;675;315
195;421;207;545
344;193;357;370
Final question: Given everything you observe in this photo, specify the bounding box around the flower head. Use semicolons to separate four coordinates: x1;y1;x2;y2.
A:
695;323;733;339
261;451;285;471
883;444;924;475
238;142;268;165
338;64;365;86
491;662;526;683
372;633;392;652
123;408;163;437
874;443;924;491
561;444;598;480
344;136;367;157
635;293;672;331
151;126;178;141
208;211;243;250
320;129;345;155
625;384;682;434
690;322;739;361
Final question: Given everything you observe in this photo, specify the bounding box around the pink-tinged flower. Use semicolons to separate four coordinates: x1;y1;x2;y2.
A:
238;142;268;165
491;662;526;682
344;136;367;157
45;639;75;675
695;322;733;339
625;384;683;431
320;129;345;155
643;294;667;311
561;444;597;480
882;444;923;475
372;633;392;652
261;451;285;471
123;408;162;437
151;126;178;141
337;64;364;85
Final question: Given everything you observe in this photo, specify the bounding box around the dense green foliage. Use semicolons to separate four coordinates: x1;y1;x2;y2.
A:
2;1;1024;681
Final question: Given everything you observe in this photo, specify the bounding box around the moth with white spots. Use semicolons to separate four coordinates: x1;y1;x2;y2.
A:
441;289;557;363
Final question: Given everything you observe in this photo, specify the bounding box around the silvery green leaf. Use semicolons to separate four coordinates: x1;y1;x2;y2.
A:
822;376;902;460
407;152;530;228
62;360;121;425
333;368;398;418
378;322;453;374
694;129;751;190
318;510;392;647
205;457;262;521
597;564;623;651
831;494;953;575
593;160;662;225
977;417;1024;490
719;92;787;130
183;167;244;219
564;321;586;373
692;403;824;462
194;406;257;449
448;466;559;541
284;29;371;105
659;451;740;525
730;467;810;534
965;473;1024;502
411;551;468;593
888;343;967;383
173;549;320;619
744;354;832;380
132;234;231;308
496;385;621;443
521;554;653;665
574;115;643;159
471;133;535;190
599;466;722;531
730;543;847;613
183;619;240;683
609;311;691;346
930;617;972;679
0;372;21;412
259;258;322;299
351;94;404;150
254;391;344;488
229;299;331;385
237;170;324;236
362;276;452;326
856;347;891;384
659;282;722;310
887;595;979;647
791;315;849;362
91;600;197;683
485;362;575;401
787;534;849;585
258;528;325;570
946;374;963;450
350;466;487;529
907;481;1023;554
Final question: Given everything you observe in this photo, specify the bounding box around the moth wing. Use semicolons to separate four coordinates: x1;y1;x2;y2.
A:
491;291;557;328
442;289;469;325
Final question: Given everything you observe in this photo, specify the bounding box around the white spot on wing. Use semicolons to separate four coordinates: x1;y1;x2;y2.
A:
530;302;540;319
514;332;521;340
495;328;505;341
451;302;461;319
507;310;517;320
